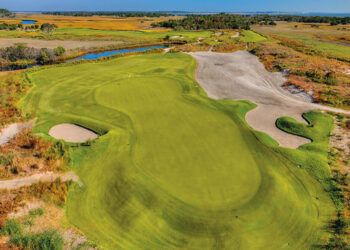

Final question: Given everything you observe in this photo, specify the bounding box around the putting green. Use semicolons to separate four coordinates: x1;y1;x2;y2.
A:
22;53;334;249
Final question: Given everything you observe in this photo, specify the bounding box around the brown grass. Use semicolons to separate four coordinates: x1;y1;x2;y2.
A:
251;41;350;108
254;21;350;45
0;129;66;179
0;71;28;128
0;14;177;31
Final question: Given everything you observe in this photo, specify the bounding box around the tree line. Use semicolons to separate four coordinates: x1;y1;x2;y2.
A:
0;8;13;18
0;44;66;70
262;15;350;25
154;14;350;30
0;22;57;33
153;14;252;30
42;11;173;17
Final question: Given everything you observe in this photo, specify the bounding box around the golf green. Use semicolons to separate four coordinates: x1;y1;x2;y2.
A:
22;53;334;249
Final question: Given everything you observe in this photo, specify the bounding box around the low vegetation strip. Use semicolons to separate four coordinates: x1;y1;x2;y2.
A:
21;52;336;249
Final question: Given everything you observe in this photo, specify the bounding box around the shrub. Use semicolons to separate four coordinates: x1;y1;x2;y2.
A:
37;48;54;65
0;154;13;166
29;208;44;217
11;230;64;250
40;23;57;34
1;219;22;236
53;46;65;57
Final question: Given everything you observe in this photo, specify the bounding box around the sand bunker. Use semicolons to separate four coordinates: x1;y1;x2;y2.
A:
49;123;98;143
191;51;350;148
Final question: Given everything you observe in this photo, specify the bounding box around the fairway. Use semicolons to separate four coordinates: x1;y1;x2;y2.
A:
22;53;334;249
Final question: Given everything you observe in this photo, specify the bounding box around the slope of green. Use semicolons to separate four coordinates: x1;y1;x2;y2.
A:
22;53;334;249
240;30;267;43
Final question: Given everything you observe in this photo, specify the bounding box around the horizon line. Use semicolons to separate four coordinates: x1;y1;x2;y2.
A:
10;10;350;14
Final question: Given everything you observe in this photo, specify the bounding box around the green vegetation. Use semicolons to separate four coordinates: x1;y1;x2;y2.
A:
266;15;350;25
276;112;339;203
154;14;350;31
1;219;63;250
20;52;337;249
40;23;57;34
0;23;23;31
0;8;12;18
240;30;267;43
0;28;211;43
154;14;251;30
0;44;67;70
53;28;211;42
272;32;350;62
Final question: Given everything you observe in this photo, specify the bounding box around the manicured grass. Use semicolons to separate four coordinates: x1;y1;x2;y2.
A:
240;30;267;43
22;53;334;249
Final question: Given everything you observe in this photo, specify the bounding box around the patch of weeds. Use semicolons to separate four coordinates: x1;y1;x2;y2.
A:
1;219;22;236
1;219;63;250
45;141;69;162
0;154;13;166
29;208;44;217
23;218;34;227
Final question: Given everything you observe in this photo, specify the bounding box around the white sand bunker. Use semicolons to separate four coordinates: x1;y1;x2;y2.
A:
49;123;98;143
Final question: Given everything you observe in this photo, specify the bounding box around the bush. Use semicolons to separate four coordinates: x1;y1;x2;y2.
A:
37;48;54;65
53;46;65;57
40;23;57;33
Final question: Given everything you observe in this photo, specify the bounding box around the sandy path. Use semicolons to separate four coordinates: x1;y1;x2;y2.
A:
0;38;122;50
0;171;79;190
49;123;98;143
190;51;350;148
0;121;32;146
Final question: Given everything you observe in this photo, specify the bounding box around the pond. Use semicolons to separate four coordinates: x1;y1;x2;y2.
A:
73;45;166;61
21;20;37;25
1;45;167;71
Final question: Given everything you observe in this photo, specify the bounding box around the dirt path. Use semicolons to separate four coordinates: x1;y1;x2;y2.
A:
0;38;123;50
190;51;350;148
0;121;33;146
0;171;79;190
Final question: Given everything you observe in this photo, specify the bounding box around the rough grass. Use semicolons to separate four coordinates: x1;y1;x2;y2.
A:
0;28;211;43
1;14;177;31
21;53;335;249
254;22;350;62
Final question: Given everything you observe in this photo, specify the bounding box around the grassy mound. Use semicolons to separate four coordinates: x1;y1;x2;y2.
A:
22;53;334;249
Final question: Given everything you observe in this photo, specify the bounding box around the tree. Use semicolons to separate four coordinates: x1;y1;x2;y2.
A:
53;46;66;56
0;8;12;18
40;23;57;34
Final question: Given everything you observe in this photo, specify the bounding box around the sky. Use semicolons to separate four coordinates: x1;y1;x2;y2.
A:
2;0;350;13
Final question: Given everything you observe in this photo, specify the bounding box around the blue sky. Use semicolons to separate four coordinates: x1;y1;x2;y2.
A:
2;0;350;13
